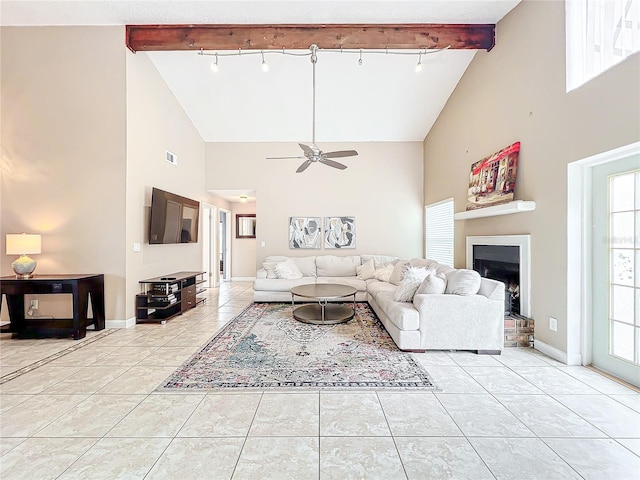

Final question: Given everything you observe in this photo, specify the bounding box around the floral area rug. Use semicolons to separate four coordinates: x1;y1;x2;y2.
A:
158;302;437;391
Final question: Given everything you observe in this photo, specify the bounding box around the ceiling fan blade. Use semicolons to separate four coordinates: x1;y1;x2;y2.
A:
319;158;348;170
266;156;305;159
323;150;359;159
296;160;313;173
298;143;314;156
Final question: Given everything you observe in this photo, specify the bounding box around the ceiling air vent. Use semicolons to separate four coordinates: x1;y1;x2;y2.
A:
165;150;178;166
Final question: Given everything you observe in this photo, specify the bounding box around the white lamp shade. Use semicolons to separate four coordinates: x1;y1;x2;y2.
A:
6;234;41;255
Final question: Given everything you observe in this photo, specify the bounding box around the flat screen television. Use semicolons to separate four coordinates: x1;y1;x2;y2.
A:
149;187;200;244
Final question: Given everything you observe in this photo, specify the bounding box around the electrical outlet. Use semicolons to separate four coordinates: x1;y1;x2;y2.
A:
549;316;558;332
30;299;38;309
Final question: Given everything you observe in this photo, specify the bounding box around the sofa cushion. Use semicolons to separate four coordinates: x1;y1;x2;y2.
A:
291;256;318;277
262;261;279;279
264;255;317;277
374;291;420;330
360;254;399;267
478;277;505;301
389;260;409;286
416;271;447;295
435;264;455;275
356;258;376;280
393;266;432;302
409;258;440;269
316;277;367;292
445;269;482;295
253;277;313;291
367;279;396;297
316;255;361;277
373;263;395;282
275;259;303;279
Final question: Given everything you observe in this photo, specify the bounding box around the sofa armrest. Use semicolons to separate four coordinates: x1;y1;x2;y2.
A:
256;268;267;279
413;293;504;350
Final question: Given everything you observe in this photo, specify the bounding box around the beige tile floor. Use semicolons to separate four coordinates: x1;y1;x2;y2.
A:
1;281;639;479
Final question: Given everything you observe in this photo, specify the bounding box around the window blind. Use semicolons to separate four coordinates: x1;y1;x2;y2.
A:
425;198;454;267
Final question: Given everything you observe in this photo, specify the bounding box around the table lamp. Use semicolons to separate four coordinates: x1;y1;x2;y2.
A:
6;233;41;278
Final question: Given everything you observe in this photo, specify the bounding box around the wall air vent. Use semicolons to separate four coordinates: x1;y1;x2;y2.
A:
165;150;178;166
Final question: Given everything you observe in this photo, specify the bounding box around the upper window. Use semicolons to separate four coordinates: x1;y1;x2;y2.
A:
566;0;640;91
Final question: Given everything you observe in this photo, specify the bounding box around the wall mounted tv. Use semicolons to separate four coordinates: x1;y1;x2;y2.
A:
149;187;200;244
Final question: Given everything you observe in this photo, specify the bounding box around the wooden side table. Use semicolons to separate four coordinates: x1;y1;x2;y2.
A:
0;274;105;340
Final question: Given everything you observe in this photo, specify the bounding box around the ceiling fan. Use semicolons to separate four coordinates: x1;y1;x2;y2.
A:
267;44;358;173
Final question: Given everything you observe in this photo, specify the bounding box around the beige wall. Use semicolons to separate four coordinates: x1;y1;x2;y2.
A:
231;202;257;278
125;51;224;320
423;0;640;353
1;28;231;323
205;142;424;266
1;26;127;320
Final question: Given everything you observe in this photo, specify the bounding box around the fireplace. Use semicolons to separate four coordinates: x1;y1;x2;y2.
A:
466;235;531;318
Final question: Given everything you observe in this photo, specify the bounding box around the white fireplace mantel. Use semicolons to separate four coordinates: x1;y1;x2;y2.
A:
454;200;536;220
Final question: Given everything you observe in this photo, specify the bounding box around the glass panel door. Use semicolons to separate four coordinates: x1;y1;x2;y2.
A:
592;156;640;386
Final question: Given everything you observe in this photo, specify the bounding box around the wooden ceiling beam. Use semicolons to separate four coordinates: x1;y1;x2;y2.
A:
126;24;495;53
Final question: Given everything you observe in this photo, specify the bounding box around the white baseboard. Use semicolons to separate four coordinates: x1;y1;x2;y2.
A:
105;317;136;329
231;277;256;282
534;339;582;365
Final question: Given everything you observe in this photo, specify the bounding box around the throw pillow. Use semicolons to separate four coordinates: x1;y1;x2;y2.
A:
393;266;431;302
373;263;395;282
445;269;481;295
262;261;279;279
275;259;303;280
415;272;447;295
356;258;376;280
389;260;409;286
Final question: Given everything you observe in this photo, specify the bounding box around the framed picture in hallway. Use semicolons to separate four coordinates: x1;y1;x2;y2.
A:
466;141;520;211
324;216;356;249
289;217;322;249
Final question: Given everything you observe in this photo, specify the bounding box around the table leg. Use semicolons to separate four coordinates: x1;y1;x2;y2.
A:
73;284;88;340
319;298;327;322
4;294;25;334
89;277;105;331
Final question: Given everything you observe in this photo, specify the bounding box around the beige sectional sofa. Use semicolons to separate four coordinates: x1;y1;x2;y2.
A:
253;254;505;354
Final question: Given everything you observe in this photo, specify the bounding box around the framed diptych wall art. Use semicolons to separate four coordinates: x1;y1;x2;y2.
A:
324;216;356;249
289;217;322;249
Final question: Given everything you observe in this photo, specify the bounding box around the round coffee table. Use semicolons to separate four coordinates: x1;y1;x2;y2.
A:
290;284;357;325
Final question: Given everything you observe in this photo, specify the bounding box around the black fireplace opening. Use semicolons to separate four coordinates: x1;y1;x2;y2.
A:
472;245;520;315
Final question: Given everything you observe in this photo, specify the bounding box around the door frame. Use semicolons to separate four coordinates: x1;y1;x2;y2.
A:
201;202;217;287
219;208;232;282
567;141;640;367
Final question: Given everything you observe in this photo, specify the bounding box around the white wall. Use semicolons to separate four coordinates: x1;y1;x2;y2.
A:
205;141;424;267
423;0;640;353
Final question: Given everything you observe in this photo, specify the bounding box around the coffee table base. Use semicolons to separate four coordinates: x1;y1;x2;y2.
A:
293;303;354;325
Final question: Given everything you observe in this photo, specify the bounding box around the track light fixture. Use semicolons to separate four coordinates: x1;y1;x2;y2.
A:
210;52;219;72
415;52;423;72
198;45;450;73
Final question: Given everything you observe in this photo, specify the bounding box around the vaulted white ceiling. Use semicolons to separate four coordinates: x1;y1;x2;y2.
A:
1;1;521;142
